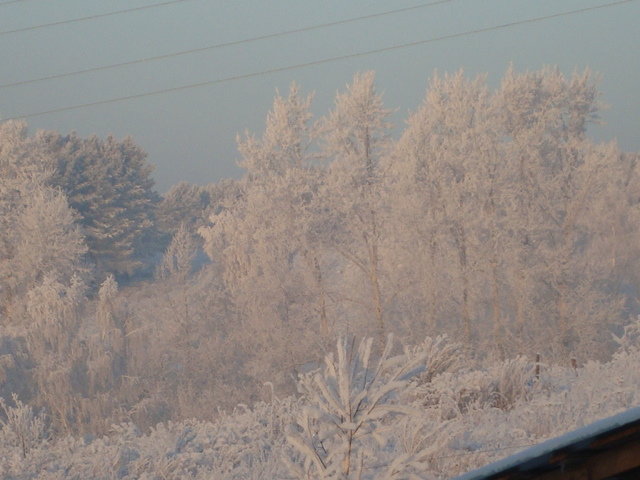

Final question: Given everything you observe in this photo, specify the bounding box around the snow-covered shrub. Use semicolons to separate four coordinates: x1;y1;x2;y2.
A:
612;315;640;353
0;393;48;458
410;335;464;384
285;336;430;479
425;337;640;478
0;397;297;480
489;356;538;410
422;355;537;419
0;332;639;480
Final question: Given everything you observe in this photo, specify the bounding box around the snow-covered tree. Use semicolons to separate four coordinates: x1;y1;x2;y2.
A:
317;71;394;341
0;393;48;459
156;180;212;236
389;71;497;346
237;82;314;177
12;188;88;295
384;67;633;359
40;132;160;277
286;336;430;479
0;121;88;324
158;223;197;281
1;66;638;446
24;273;86;434
200;83;328;396
494;67;627;359
90;275;126;391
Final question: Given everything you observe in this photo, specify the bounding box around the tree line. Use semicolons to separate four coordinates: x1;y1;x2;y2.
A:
1;66;639;435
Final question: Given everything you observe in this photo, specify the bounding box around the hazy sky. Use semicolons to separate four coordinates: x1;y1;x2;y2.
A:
1;0;638;191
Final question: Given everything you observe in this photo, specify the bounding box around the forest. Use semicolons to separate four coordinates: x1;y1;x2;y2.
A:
1;66;640;479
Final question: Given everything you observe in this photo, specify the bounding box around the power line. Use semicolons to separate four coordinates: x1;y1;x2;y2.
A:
0;0;194;36
0;0;454;90
0;0;30;6
5;0;635;120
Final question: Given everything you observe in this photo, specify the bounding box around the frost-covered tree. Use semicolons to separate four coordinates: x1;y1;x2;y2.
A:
39;131;160;277
12;188;88;295
237;82;314;177
384;67;634;359
200;83;328;395
90;275;126;392
0;121;48;313
493;67;627;359
1;66;638;442
286;336;430;479
0;121;88;323
24;273;86;434
0;121;95;434
317;72;394;340
0;393;47;459
389;71;497;345
158;223;197;281
0;184;87;325
156;181;212;235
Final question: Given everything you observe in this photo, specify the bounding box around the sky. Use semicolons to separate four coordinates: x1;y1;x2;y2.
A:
0;0;638;192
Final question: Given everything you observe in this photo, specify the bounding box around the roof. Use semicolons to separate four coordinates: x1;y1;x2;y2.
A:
452;406;640;480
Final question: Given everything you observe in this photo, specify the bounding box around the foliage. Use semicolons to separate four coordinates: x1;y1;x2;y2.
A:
1;65;640;464
41;131;161;277
157;223;197;281
0;393;47;459
0;330;639;479
286;336;429;479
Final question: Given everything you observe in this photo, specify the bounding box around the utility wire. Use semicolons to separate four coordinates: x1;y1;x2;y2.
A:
6;0;635;120
0;0;453;90
0;0;194;36
0;0;29;6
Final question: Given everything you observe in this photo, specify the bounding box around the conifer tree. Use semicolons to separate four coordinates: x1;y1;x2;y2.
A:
286;336;429;479
40;132;160;277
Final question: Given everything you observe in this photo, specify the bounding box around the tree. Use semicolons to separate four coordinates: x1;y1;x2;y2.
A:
494;67;626;359
156;181;212;236
237;82;314;177
24;273;86;434
383;67;634;360
39;132;160;277
389;71;499;347
286;336;429;479
0;121;88;322
157;223;197;281
0;120;47;312
12;188;88;295
199;83;328;397
0;393;48;459
316;71;393;341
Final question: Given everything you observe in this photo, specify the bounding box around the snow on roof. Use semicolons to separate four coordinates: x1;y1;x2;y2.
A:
451;406;640;480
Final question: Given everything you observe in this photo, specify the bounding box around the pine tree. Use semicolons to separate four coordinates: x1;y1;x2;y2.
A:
39;132;160;277
286;336;429;479
158;223;197;281
156;181;212;235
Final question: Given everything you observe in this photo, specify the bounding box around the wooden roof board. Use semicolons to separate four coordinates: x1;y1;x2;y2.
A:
451;406;640;480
